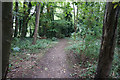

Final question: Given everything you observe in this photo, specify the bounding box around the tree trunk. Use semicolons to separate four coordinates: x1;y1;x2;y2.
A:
73;3;76;40
117;11;120;74
21;2;32;38
21;1;27;38
49;2;54;21
95;2;119;79
39;3;45;36
51;3;54;21
77;2;78;24
2;2;12;79
14;2;18;37
30;25;32;38
32;3;41;45
24;2;32;36
73;3;75;30
117;13;120;46
19;19;22;37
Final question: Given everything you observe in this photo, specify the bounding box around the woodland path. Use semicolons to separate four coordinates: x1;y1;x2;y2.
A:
34;39;72;78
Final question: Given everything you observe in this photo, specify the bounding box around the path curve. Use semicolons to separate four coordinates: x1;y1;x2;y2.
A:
35;39;71;78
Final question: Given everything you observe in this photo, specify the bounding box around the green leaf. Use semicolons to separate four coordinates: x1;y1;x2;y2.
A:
24;4;28;7
112;2;115;4
65;14;67;17
114;4;118;9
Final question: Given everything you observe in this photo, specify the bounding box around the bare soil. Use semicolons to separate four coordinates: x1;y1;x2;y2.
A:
7;39;73;78
34;39;72;78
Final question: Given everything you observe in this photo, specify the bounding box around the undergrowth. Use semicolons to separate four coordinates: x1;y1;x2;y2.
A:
8;38;58;75
66;37;119;78
11;38;58;53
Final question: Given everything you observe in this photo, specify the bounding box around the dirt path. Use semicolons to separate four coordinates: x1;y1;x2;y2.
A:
34;39;72;78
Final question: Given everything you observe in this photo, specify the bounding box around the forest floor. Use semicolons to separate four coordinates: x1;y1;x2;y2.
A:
7;39;74;78
34;39;72;78
7;38;119;78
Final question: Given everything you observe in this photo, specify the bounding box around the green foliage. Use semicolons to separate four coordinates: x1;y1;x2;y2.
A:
112;2;120;9
66;2;113;78
11;38;58;53
110;50;120;78
43;19;74;38
67;37;119;78
77;2;104;38
37;2;74;39
11;2;120;78
67;2;105;58
52;37;58;41
79;62;97;78
67;37;100;59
